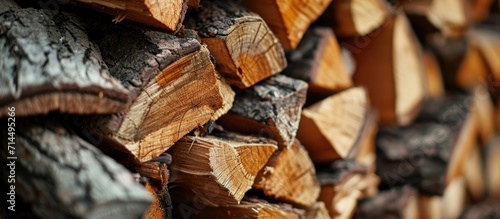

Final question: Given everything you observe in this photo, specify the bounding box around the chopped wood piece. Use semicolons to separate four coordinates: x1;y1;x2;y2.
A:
71;22;234;163
253;140;320;207
401;0;469;36
326;0;389;36
317;160;379;218
347;110;378;168
70;0;188;32
423;50;445;99
187;0;287;88
472;86;495;144
461;198;500;219
168;132;278;206
0;8;129;117
306;202;332;219
241;0;332;49
441;177;468;219
485;136;500;198
283;27;352;95
469;0;494;23
297;87;368;163
418;195;442;219
463;144;486;201
143;180;173;219
376;95;477;195
354;186;420;219
469;26;500;99
176;197;304;219
0;119;152;219
218;75;307;148
342;13;425;126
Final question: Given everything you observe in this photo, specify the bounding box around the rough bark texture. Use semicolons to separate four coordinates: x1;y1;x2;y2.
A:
316;160;369;186
187;0;287;88
0;8;129;117
0;118;152;219
354;186;418;219
69;19;234;162
218;74;308;148
376;95;472;195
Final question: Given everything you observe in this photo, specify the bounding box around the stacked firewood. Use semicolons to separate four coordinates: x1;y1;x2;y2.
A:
0;0;499;218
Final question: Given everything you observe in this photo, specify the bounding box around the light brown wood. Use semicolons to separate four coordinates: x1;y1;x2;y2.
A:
485;135;500;198
463;144;486;201
342;13;425;126
456;41;489;89
418;195;442;219
306;202;332;219
241;0;332;49
189;0;287;88
423;50;445;99
401;0;469;36
253;140;320;207
328;0;390;36
283;27;352;96
347;110;378;169
473;86;496;144
71;0;188;31
168;132;277;206
441;177;468;219
469;26;500;99
297;87;368;163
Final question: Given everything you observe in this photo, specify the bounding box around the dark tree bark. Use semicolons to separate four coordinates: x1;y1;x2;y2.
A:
0;8;129;117
354;186;419;219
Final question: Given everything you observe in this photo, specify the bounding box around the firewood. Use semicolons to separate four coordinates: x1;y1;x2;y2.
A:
0;119;152;219
253;140;320;207
187;0;200;8
168;132;277;206
469;26;500;99
305;202;332;219
143;180;172;219
342;13;425;126
400;0;469;36
176;197;304;219
472;86;496;144
464;144;486;201
485;136;500;198
441;177;468;219
0;8;129;117
297;87;368;163
70;22;234;163
461;198;500;219
283;27;352;95
429;35;469;91
317;160;379;219
218;75;308;148
241;0;332;49
423;50;445;99
354;186;420;219
376;95;477;195
469;0;494;23
187;0;287;88
70;0;188;32
418;195;442;219
346;110;378;168
326;0;390;37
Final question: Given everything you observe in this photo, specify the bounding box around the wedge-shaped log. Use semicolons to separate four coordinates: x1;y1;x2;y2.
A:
354;186;420;219
168;132;277;206
306;202;332;219
241;0;331;49
218;75;307;148
423;50;445;99
253;140;320;207
463;144;486;201
70;0;188;32
0;119;152;219
0;8;129;117
297;87;368;163
188;0;286;88
346;110;378;168
441;177;468;219
71;22;234;163
326;0;389;37
485;135;500;198
283;27;352;95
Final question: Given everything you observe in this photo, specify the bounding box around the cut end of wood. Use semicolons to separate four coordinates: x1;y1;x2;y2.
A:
331;0;389;36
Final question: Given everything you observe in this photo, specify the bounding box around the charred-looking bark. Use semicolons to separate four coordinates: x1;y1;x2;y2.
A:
0;8;129;117
0;118;152;219
354;186;419;219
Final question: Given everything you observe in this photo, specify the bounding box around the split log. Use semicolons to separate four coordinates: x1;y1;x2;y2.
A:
441;177;468;219
463;144;486;201
346;110;378;168
217;75;308;148
168;132;277;206
376;95;477;195
70;22;234;163
297;87;368;163
187;0;287;88
143;180;172;219
469;0;494;23
317;160;379;219
0;119;152;219
485;136;500;198
0;8;129;117
469;26;500;100
400;0;469;36
70;0;188;32
429;35;470;91
354;186;420;219
305;202;332;219
325;0;389;37
461;198;500;219
341;13;425;126
283;27;352;96
241;0;332;49
175;197;304;219
418;196;442;219
253;140;320;207
472;86;495;144
423;50;445;99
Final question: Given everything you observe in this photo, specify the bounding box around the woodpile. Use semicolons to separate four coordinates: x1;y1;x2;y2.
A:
1;0;499;218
